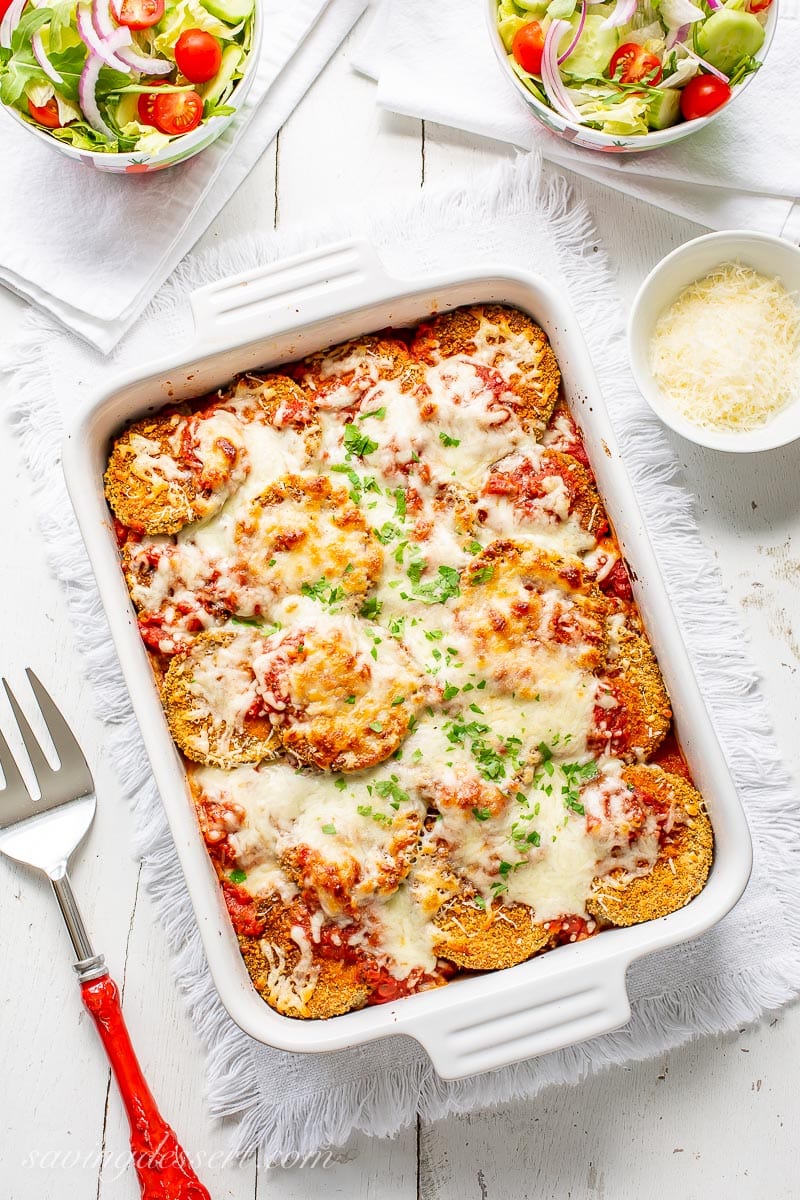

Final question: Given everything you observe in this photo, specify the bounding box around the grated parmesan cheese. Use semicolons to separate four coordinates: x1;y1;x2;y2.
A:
649;263;800;432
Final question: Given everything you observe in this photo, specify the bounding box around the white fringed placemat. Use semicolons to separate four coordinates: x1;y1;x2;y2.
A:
5;154;800;1163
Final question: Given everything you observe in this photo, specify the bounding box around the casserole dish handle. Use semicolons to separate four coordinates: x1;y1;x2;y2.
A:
189;240;396;354
410;949;634;1079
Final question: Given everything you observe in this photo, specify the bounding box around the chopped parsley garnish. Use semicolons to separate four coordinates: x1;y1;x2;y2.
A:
424;629;443;641
466;540;483;555
345;695;356;705
374;777;410;807
469;702;484;714
375;522;401;545
442;683;460;702
330;463;381;505
334;777;347;791
394;488;407;518
321;824;337;835
301;578;344;608
560;759;599;817
388;615;407;638
360;596;383;619
343;423;378;458
469;565;495;586
391;695;405;707
472;807;491;822
359;406;386;421
414;564;461;605
369;720;384;733
407;558;426;586
228;869;247;884
438;431;460;447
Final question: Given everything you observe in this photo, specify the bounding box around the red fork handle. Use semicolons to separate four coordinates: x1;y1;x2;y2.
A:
81;974;211;1200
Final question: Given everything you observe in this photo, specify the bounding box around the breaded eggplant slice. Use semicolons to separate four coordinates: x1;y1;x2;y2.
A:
163;629;281;768
454;540;610;696
409;304;560;432
432;896;549;970
590;627;672;760
121;538;232;657
238;897;370;1019
481;448;609;539
254;617;427;772
587;765;713;927
291;334;418;411
216;372;322;460
105;406;249;535
233;474;383;605
540;396;591;468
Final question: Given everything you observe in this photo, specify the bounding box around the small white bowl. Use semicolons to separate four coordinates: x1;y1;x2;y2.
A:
0;5;261;174
485;0;778;156
628;230;800;453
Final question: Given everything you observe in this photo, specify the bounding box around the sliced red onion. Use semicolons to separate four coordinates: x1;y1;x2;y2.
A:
665;21;689;49
682;44;730;83
76;3;132;71
706;0;723;8
0;0;27;48
79;51;115;138
31;28;64;83
92;0;117;40
600;0;637;29
109;0;122;18
558;0;587;65
541;18;584;124
116;41;172;73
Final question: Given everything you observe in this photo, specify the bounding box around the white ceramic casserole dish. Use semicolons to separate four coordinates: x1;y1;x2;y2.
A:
63;240;752;1079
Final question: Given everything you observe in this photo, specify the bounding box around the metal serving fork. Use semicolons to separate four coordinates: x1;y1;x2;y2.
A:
0;670;210;1200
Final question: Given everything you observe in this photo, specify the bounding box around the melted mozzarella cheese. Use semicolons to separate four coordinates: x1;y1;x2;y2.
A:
116;312;682;995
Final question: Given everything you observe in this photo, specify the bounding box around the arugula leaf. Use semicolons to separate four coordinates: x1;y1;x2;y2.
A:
96;65;135;97
0;9;53;106
46;45;89;104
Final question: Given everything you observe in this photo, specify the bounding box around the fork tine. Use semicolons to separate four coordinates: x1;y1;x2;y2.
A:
25;670;93;796
2;677;55;793
0;724;30;798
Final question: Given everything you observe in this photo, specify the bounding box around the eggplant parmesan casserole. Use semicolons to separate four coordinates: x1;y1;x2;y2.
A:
105;304;713;1018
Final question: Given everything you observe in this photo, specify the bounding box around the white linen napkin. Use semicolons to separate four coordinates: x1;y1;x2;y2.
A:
0;0;367;353
6;155;800;1164
353;0;800;237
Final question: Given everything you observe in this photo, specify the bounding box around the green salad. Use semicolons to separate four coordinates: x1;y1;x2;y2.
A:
0;0;254;154
496;0;769;136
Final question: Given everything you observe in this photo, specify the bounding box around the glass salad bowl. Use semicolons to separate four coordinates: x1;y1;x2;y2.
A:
0;0;261;174
486;0;778;154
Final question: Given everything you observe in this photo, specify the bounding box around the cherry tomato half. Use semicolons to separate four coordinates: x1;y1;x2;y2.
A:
116;0;164;30
174;28;222;83
609;42;663;85
748;0;773;10
512;21;546;77
137;85;166;126
152;89;204;135
27;97;63;128
680;74;732;120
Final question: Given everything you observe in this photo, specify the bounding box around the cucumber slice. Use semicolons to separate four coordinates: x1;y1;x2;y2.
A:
559;14;618;80
696;10;765;77
646;88;682;130
199;0;253;24
200;43;244;108
115;92;140;127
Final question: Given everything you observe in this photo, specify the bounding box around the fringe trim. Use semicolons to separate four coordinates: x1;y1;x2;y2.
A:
5;153;800;1167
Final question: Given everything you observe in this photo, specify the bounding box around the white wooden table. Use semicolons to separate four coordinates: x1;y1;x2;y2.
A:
2;17;800;1199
